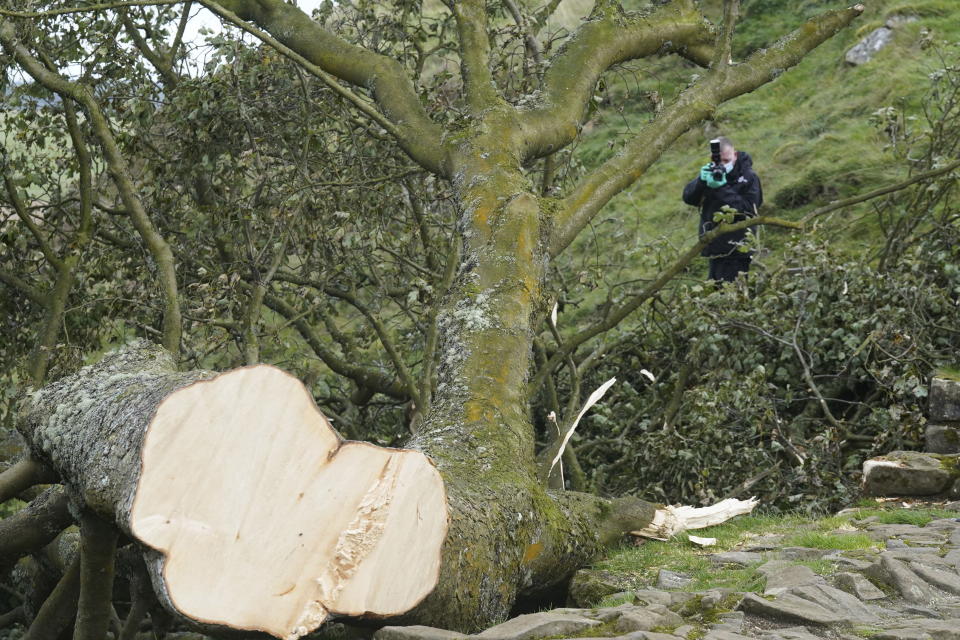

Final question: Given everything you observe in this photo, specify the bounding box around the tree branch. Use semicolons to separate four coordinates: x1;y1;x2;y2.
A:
204;0;447;175
0;23;183;357
0;486;72;575
448;0;498;113
532;215;802;393
0;269;48;307
800;157;960;223
517;0;715;162
0;458;57;504
260;289;409;400
73;512;119;640
0;0;183;18
27;98;95;384
548;4;864;258
21;552;81;640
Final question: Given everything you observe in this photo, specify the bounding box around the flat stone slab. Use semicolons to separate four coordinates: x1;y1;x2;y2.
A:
866;554;936;604
375;626;467;640
474;612;601;640
788;584;878;623
910;562;960;596
931;377;960;422
710;552;763;567
758;562;822;595
880;618;960;640
863;451;958;496
758;627;822;640
834;571;886;600
739;592;843;626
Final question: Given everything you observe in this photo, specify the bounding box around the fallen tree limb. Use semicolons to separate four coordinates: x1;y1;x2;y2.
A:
0;485;73;575
17;341;448;640
21;552;80;640
0;458;57;504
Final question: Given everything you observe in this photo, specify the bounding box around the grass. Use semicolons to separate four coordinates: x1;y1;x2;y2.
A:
558;0;960;294
593;509;892;603
851;507;958;525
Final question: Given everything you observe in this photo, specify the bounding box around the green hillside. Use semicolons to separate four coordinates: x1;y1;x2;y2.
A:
566;0;958;278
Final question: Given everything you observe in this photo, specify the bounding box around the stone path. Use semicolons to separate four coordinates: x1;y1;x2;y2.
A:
373;504;960;640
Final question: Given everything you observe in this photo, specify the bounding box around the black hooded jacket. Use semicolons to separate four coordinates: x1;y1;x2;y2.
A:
682;151;763;257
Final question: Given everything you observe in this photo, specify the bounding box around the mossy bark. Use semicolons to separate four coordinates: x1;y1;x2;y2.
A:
399;133;656;630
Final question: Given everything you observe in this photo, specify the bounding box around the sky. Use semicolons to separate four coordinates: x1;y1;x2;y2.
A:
179;0;327;71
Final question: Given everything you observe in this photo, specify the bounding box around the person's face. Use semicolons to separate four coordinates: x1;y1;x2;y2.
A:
720;146;737;164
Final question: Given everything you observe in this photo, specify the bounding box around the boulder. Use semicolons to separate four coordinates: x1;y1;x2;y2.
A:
757;561;822;595
865;554;936;604
475;612;601;640
834;571;886;601
926;425;960;454
845;27;894;65
862;451;959;496
656;569;693;590
374;626;467;640
930;377;960;422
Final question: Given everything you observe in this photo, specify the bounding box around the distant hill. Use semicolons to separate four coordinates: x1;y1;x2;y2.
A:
565;0;958;280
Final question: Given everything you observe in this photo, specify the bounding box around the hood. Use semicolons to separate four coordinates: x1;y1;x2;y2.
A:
736;151;754;172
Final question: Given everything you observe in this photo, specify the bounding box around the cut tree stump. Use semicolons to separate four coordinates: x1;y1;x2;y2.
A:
18;342;448;640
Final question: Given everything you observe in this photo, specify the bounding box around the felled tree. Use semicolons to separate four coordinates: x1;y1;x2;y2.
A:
0;0;864;634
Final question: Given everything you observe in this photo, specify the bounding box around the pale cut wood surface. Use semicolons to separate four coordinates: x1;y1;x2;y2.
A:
629;497;758;541
129;366;447;640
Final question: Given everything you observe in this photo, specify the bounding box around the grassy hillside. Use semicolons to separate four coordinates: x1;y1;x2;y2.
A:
564;0;959;281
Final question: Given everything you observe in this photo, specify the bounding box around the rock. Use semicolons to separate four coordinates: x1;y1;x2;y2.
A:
612;608;666;633
845;27;894;65
674;625;696;638
475;612;601;640
757;562;822;595
931;377;960;422
710;552;762;567
881;618;960;640
787;584;878;623
657;569;692;590
834;571;886;600
632;589;674;607
945;548;960;569
927;425;960;454
568;569;634;607
759;627;822;640
374;626;467;640
910;562;960;596
873;630;936;640
712;611;745;633
739;591;843;626
704;631;753;640
865;554;936;604
862;451;957;496
884;549;952;566
776;547;827;562
624;633;678;640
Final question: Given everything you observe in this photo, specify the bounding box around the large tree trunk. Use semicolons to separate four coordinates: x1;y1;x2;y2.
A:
16;140;661;636
17;343;449;639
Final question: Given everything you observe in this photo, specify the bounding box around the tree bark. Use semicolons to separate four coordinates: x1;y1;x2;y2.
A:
17;341;449;639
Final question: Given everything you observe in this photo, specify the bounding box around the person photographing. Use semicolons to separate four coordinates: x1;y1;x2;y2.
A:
682;136;763;283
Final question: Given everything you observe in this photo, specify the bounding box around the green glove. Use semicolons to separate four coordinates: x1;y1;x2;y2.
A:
700;164;727;189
